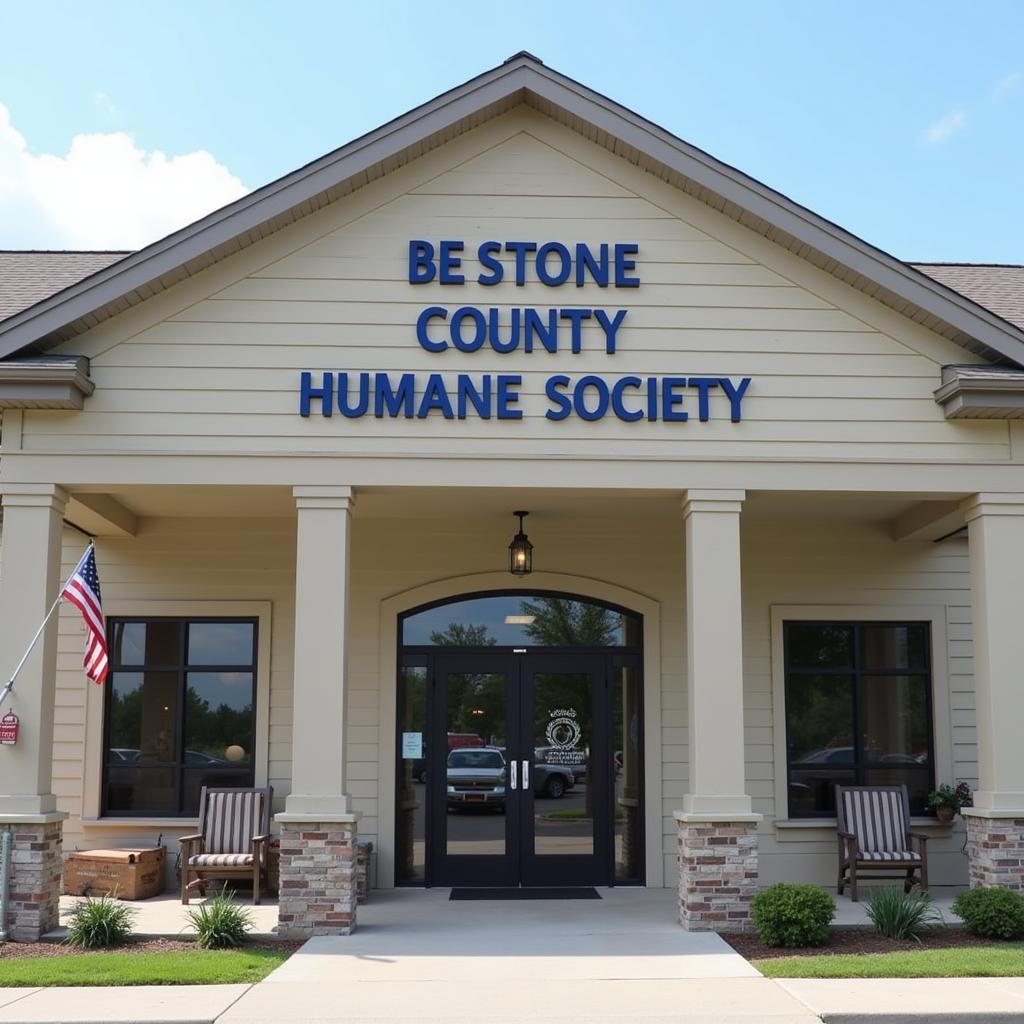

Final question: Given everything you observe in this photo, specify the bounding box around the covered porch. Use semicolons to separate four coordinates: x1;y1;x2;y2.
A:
0;481;1018;938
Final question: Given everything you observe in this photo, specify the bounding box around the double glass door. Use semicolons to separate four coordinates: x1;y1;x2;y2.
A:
428;652;610;887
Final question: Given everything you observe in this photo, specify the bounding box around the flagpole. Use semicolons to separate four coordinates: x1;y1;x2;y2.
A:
0;544;95;712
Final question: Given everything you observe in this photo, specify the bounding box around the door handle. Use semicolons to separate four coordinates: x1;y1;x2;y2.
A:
509;760;517;790
521;760;529;791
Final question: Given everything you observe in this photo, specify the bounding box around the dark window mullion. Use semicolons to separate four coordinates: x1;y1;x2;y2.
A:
852;624;864;786
176;619;188;815
786;667;865;677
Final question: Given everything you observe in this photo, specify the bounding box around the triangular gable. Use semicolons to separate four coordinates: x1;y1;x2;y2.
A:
1;52;1022;367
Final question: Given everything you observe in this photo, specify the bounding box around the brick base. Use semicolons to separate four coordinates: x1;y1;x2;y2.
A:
965;815;1024;890
7;822;62;942
277;820;357;938
677;818;758;932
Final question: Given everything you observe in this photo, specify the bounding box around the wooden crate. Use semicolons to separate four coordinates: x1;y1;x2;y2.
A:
63;847;166;900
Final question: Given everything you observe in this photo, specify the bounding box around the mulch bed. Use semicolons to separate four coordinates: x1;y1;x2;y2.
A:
0;938;301;961
726;927;996;960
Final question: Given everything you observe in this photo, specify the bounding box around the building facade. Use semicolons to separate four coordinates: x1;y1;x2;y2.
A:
0;55;1023;940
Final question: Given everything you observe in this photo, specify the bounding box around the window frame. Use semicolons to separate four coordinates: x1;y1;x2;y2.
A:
782;619;935;819
101;615;260;818
399;589;644;650
770;605;953;825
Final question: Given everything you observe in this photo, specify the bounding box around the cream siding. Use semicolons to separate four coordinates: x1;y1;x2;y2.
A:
20;109;1009;465
45;504;975;889
745;519;974;887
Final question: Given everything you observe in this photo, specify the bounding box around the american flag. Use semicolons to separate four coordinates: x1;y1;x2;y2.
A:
61;546;108;684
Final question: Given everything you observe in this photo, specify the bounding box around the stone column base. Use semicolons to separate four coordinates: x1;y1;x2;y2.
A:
676;814;759;932
6;820;63;942
277;818;358;937
965;813;1024;890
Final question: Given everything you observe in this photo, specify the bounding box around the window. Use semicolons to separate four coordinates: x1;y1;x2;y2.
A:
401;593;642;647
103;618;257;816
784;621;933;818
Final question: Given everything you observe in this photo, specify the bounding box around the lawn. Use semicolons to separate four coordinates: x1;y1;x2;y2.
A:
757;944;1024;979
0;948;290;986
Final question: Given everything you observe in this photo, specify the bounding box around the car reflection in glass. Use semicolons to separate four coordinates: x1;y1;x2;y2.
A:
446;747;576;812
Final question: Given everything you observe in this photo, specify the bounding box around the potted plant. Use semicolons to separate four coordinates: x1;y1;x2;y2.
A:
928;781;972;823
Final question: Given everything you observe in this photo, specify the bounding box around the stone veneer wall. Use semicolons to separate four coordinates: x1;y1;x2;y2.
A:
965;816;1024;889
677;819;758;932
277;820;358;937
7;822;62;942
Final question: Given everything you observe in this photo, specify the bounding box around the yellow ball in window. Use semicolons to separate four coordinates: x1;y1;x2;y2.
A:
225;744;246;762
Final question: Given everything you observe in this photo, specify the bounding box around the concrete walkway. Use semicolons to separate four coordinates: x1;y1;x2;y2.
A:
0;984;249;1023
3;977;1024;1024
4;888;1024;1022
44;884;967;939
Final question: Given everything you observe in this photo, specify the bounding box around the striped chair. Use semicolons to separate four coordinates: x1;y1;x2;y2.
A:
179;786;273;905
835;784;929;902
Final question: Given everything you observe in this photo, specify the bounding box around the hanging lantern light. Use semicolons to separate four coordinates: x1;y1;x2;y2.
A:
508;510;533;576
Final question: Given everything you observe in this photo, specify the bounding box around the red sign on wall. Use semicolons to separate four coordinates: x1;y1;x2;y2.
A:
0;711;19;745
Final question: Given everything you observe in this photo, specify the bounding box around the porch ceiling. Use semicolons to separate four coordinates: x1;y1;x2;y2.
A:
64;483;965;529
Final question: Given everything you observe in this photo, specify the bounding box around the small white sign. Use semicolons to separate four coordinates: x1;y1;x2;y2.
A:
402;732;423;759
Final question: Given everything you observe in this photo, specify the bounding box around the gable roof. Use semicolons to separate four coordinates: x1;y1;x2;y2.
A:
1;53;1023;367
913;264;1024;333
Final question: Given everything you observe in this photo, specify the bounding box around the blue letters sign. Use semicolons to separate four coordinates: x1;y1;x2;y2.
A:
299;240;751;423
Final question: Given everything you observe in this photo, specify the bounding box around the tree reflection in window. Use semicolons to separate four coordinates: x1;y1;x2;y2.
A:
403;593;640;648
104;618;257;816
521;597;621;646
430;623;496;647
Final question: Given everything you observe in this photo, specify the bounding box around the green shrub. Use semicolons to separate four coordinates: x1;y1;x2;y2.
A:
865;886;942;940
952;886;1024;940
65;893;135;948
751;883;835;948
186;891;254;949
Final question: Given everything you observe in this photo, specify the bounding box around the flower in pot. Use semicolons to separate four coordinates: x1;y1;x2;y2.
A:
928;781;973;822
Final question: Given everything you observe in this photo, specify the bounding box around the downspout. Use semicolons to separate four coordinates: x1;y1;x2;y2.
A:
0;828;12;941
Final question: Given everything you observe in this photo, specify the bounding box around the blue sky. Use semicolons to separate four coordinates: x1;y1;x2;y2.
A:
0;1;1021;260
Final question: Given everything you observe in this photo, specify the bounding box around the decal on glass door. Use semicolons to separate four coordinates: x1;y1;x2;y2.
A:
544;708;584;768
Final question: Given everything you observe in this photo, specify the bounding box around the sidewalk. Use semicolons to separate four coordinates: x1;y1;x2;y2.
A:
0;984;249;1023
1;976;1024;1023
2;889;1022;1023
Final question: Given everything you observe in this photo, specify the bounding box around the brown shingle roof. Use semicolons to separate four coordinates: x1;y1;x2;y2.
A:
0;251;130;322
913;264;1024;333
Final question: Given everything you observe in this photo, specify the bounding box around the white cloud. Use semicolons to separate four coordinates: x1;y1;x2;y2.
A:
992;71;1022;101
923;109;968;145
0;103;249;249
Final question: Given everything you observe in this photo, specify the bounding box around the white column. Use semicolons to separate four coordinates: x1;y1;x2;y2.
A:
962;493;1024;813
0;485;67;817
284;485;355;818
681;489;753;817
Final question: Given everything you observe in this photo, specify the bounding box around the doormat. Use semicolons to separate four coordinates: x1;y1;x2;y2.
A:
449;887;601;900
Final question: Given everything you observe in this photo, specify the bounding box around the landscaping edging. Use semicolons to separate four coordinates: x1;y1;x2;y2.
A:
726;926;1003;960
0;938;300;960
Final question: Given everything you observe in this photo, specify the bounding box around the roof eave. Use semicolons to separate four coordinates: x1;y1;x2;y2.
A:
934;365;1024;419
0;356;94;409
